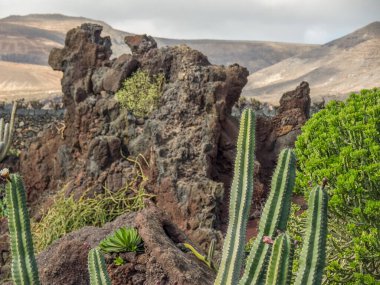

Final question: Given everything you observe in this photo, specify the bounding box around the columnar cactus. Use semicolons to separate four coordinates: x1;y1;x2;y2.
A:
88;248;112;285
213;108;328;285
294;186;328;285
6;173;40;285
265;233;294;285
214;108;256;285
0;101;17;162
239;148;296;285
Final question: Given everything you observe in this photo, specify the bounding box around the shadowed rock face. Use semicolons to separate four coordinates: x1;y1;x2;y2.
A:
255;81;311;187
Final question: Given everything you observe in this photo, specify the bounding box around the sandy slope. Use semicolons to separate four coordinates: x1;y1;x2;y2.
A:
0;61;62;101
242;22;380;104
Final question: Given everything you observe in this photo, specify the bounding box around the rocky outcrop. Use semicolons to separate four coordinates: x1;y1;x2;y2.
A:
0;24;310;283
35;207;214;285
19;24;249;253
255;81;311;187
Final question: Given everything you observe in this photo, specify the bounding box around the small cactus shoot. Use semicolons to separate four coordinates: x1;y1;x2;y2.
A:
88;248;112;285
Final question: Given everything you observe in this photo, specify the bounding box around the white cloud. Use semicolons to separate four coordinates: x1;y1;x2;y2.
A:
304;26;330;44
0;0;379;43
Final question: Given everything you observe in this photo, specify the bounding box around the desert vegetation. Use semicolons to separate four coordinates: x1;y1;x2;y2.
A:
115;70;165;118
0;23;379;285
295;88;380;284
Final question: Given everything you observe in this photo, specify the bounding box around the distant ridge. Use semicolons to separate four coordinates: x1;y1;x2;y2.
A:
0;14;378;103
243;21;380;104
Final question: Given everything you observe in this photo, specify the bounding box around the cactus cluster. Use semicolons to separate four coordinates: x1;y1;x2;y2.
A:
214;108;328;285
4;172;113;285
0;101;17;162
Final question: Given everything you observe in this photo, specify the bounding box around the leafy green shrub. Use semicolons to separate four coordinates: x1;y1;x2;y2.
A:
99;227;142;253
295;88;380;284
115;70;164;117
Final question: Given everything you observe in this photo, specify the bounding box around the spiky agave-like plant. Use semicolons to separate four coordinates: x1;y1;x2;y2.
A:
214;108;256;285
99;227;142;253
0;101;17;162
239;148;296;284
6;173;40;285
88;248;112;285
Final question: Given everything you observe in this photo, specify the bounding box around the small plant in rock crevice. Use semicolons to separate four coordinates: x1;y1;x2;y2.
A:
115;70;165;118
113;256;125;266
99;227;143;253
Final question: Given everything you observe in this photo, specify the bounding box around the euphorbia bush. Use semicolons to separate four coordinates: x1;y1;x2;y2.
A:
295;88;380;284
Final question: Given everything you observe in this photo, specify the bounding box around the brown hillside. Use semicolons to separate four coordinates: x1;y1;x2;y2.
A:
242;22;380;104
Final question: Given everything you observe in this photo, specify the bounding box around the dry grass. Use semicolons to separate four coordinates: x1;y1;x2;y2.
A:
32;155;154;253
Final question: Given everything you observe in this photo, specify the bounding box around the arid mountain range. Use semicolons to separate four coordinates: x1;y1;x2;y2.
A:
0;14;379;104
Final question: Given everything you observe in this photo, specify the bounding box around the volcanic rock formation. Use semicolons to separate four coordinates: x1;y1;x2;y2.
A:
0;24;311;283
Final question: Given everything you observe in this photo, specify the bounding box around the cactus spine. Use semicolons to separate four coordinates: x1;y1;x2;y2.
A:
214;108;256;285
294;186;328;285
6;173;40;285
0;101;17;162
239;148;296;285
265;233;294;285
88;248;112;285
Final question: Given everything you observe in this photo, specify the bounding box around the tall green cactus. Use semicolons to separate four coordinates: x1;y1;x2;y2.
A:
239;148;296;285
213;108;328;285
214;108;256;285
294;186;328;285
265;233;294;285
0;101;17;162
6;173;40;285
4;171;114;284
88;248;112;285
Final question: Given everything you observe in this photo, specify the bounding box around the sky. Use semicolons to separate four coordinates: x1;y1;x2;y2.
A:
0;0;379;44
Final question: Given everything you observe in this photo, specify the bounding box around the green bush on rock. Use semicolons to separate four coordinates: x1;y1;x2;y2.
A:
115;70;165;117
295;88;380;284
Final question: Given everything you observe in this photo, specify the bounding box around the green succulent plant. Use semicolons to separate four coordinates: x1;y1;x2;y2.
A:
99;227;142;253
113;256;125;266
213;108;328;285
295;88;380;283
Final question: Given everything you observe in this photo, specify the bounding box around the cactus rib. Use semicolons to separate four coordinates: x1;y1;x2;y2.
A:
294;186;328;285
6;174;40;285
240;148;296;285
0;101;17;161
265;233;294;285
88;248;112;285
214;109;256;285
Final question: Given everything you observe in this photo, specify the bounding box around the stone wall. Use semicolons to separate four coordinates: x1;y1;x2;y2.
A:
0;102;64;152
